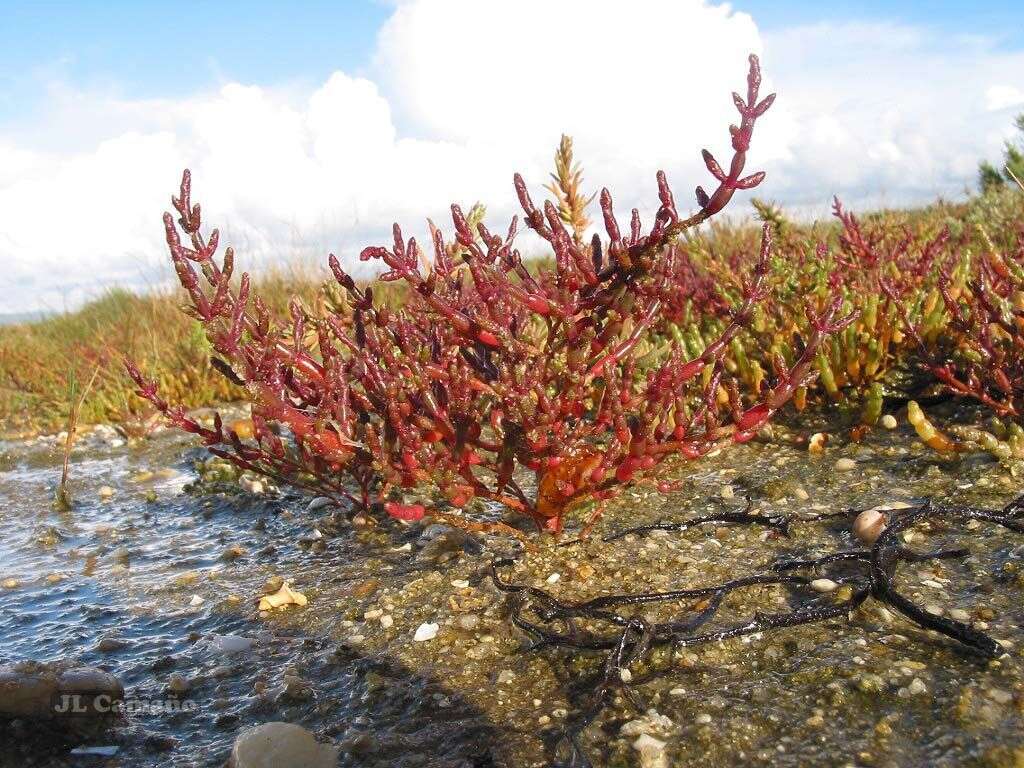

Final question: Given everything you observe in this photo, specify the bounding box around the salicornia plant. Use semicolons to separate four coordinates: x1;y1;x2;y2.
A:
127;55;853;535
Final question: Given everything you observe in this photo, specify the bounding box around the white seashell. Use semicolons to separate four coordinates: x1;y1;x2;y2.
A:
413;622;439;642
258;582;308;611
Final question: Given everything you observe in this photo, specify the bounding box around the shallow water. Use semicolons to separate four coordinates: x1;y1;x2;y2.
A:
0;408;1022;767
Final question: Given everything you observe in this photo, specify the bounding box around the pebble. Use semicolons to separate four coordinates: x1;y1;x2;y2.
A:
632;734;668;768
853;509;887;544
808;433;827;454
379;615;394;629
281;675;314;702
881;414;898;430
351;579;380;598
306;496;335;512
230;722;338;768
0;662;124;718
457;614;480;631
189;595;205;607
239;476;264;495
95;637;129;653
546;573;561;584
1;578;19;589
451;579;470;589
811;578;839;593
987;688;1013;705
413;622;439;642
209;634;255;654
834;458;857;471
98;485;115;499
907;678;927;696
720;484;735;499
948;608;971;623
166;674;190;695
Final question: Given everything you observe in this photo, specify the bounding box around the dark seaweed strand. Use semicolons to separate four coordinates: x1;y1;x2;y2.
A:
491;494;1024;766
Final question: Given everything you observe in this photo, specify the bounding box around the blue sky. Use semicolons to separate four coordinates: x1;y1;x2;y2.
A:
1;0;1023;313
3;1;1021;125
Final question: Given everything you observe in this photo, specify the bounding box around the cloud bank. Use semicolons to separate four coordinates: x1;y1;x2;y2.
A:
1;0;1023;313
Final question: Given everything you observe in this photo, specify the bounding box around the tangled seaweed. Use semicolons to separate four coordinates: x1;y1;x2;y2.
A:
491;494;1024;766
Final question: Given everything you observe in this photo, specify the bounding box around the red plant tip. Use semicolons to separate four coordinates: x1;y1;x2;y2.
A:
477;330;501;348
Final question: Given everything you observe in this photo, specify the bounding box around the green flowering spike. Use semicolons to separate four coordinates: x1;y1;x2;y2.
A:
861;382;883;426
863;293;878;332
816;351;839;397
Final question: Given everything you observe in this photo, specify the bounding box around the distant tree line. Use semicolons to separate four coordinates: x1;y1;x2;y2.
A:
980;113;1024;192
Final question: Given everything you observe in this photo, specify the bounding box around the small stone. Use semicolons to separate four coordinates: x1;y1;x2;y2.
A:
619;668;633;683
281;675;314;702
230;722;338;768
720;484;735;500
98;485;115;499
0;662;124;719
808;432;828;454
1;578;19;589
907;678;927;696
632;734;668;768
209;634;255;654
451;579;469;589
949;608;971;622
239;476;264;495
810;578;839;593
70;747;119;757
457;614;480;631
221;545;246;561
497;670;515;684
258;582;307;611
95;637;129;653
834;458;856;471
379;615;394;629
576;564;595;580
881;414;898;430
925;604;943;617
853;509;887;544
546;573;561;584
987;688;1013;705
413;622;439;642
166;674;190;695
352;579;379;598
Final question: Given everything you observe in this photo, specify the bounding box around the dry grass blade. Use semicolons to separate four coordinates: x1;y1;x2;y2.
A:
54;365;101;510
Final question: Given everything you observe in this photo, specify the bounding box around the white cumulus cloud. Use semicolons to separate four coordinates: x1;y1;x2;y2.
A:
1;1;1023;314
